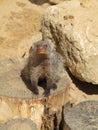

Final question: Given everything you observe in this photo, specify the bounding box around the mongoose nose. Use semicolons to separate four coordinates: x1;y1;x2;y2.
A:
37;47;46;54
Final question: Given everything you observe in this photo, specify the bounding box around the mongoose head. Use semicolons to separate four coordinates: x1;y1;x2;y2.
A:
30;41;55;58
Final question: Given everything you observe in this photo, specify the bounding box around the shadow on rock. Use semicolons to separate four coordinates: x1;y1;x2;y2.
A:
66;67;98;95
29;0;56;5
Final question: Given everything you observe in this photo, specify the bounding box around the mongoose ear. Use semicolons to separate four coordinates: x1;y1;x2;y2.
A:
29;47;33;54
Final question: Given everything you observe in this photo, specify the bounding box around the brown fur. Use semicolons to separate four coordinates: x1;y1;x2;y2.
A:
22;41;65;95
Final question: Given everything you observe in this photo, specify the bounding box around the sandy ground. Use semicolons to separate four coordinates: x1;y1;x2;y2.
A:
0;0;98;106
0;0;44;58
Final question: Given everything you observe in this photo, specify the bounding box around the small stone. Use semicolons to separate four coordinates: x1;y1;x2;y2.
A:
0;118;38;130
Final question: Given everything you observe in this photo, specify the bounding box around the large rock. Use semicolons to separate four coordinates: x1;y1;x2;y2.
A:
42;0;98;84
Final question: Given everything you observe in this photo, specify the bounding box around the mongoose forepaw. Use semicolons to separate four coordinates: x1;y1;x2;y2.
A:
43;89;50;97
33;88;39;95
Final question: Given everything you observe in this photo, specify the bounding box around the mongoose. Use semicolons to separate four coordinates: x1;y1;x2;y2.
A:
22;41;65;95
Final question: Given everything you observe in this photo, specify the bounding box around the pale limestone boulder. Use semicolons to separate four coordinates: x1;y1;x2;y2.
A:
42;0;98;84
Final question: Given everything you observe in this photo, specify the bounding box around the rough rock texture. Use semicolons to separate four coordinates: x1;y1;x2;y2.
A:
64;101;98;130
42;0;98;84
0;58;70;130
